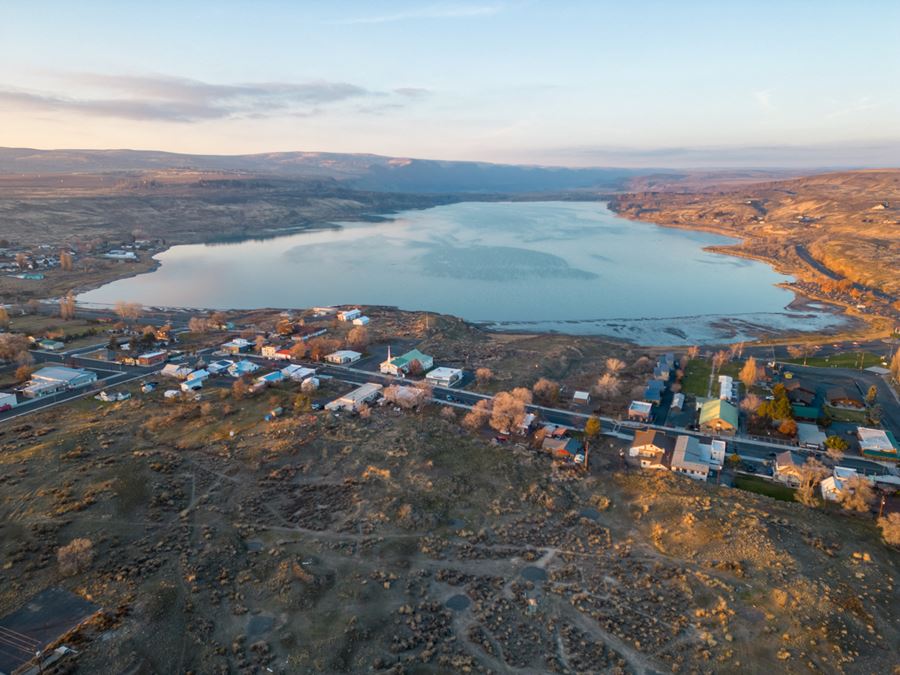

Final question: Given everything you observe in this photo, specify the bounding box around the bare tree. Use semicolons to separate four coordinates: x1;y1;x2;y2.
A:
712;350;729;373
532;377;560;403
188;316;212;333
15;252;28;269
796;458;829;507
878;512;900;546
59;250;74;271
58;538;93;576
255;335;267;354
0;306;8;329
740;393;761;414
605;357;626;375
0;333;30;363
347;326;369;351
475;367;494;386
511;387;533;404
59;291;77;320
739;356;759;389
14;364;33;383
686;345;700;361
114;301;142;323
490;391;527;434
290;342;308;361
462;399;491;431
729;341;745;360
595;373;621;399
838;476;875;513
891;349;900;381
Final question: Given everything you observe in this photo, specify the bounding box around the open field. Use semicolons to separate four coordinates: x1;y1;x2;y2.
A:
785;351;884;370
733;475;797;502
0;378;898;673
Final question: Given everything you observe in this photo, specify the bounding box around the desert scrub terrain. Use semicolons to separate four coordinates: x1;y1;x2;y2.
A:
0;382;898;673
611;170;900;318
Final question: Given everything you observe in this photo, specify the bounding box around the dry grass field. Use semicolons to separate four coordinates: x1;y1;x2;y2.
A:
0;380;897;673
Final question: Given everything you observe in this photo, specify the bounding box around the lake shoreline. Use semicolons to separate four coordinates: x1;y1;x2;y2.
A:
72;199;882;347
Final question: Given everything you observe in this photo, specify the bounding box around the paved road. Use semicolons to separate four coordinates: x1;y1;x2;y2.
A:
4;339;896;477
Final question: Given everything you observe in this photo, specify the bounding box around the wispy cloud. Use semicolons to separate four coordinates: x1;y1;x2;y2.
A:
532;141;900;169
331;3;503;25
824;96;875;120
0;73;423;122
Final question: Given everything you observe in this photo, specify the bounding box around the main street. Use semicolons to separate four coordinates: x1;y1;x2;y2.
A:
3;336;897;477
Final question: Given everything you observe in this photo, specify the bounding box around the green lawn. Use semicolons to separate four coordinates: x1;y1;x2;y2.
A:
785;351;884;369
823;405;869;423
682;359;712;397
734;475;796;502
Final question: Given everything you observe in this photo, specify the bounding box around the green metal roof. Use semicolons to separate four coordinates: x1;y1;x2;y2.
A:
699;399;738;429
791;404;821;419
389;349;432;369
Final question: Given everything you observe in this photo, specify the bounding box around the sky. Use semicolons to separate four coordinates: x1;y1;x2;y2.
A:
1;0;898;168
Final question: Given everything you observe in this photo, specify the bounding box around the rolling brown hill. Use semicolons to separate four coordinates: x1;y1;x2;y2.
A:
611;170;900;303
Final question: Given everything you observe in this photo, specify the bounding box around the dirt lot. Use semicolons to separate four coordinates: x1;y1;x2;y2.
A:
0;379;897;673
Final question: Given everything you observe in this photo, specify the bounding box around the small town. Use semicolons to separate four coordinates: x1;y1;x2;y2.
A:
2;4;900;671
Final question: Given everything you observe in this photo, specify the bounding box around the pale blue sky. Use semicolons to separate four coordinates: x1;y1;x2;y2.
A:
1;1;898;167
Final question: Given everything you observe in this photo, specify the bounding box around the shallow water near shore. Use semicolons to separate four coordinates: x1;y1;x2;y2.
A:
78;201;846;344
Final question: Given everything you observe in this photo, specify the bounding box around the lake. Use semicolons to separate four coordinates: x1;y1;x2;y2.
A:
78;201;846;344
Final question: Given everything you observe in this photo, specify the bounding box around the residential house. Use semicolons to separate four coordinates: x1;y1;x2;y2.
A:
337;309;362;322
671;435;711;480
161;363;193;379
784;380;816;406
221;338;252;355
653;360;671;381
627;429;675;470
820;466;865;502
185;369;209;383
541;436;583;460
325;350;362;365
643;380;664;405
572;390;591;406
718;375;735;401
627;400;653;422
207;359;234;375
773;451;804;487
281;364;316;382
352;316;370;326
228;360;260;378
37;338;65;351
292;326;328;341
21;366;97;398
517;413;537;436
0;392;18;410
325;382;383;411
796;423;827;450
826;387;865;410
670;393;685;412
137;350;167;366
256;371;284;386
857;427;899;461
426;367;464;388
260;344;280;359
380;348;433;376
698;399;738;435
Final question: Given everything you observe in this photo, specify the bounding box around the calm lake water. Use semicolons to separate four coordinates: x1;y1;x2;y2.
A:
79;201;845;344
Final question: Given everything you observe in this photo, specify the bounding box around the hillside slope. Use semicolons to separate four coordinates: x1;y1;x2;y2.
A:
611;170;900;303
0;147;646;193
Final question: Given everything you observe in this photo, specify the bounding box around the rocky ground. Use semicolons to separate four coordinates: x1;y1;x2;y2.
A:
0;381;898;674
